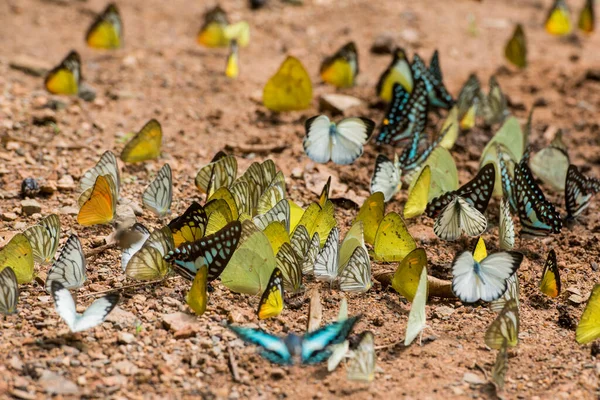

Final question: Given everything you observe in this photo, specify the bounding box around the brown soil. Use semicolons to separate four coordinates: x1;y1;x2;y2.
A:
1;0;600;398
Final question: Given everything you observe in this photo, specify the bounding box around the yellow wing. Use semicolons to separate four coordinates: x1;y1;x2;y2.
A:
438;107;459;150
257;267;284;319
208;187;239;220
373;212;417;262
472;237;488;263
485;299;519;349
263;221;291;255
288;200;305;232
545;0;572;35
77;175;117;226
120;119;162;163
577;284;600;344
0;234;35;284
23;214;61;264
391;248;427;302
186;264;208;315
85;3;122;49
197;6;229;47
376;48;413;102
168;202;208;247
404;166;431;219
320;42;358;88
540;249;560;298
44;51;81;95
224;21;250;47
196;151;238;196
504;24;527;69
354;192;385;245
263;56;312;112
578;0;595;33
225;40;239;79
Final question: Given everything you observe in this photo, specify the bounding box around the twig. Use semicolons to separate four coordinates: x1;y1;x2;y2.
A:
374;272;457;299
227;346;241;382
84;242;117;258
79;276;180;298
224;143;287;155
2;134;93;151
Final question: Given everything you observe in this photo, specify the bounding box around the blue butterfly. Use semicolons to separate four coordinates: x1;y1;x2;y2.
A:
425;163;496;219
565;164;600;220
496;145;518;212
510;149;562;237
411;52;454;109
228;316;361;365
376;80;429;145
163;221;242;281
400;123;453;171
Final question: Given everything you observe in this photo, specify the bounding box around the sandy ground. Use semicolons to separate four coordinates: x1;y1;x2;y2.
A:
1;0;600;398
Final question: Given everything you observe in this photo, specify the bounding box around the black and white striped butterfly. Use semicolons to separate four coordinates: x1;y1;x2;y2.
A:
411;52;454;109
376;79;429;145
565;164;600;220
0;267;19;315
370;154;401;202
143;163;173;218
478;76;509;126
50;281;119;332
24;214;61;265
45;235;86;293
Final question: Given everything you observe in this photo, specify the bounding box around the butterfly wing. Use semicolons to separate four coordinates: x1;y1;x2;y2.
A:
576;284;600;344
370;154;401;202
433;197;462;242
347;331;376;382
253;199;290;232
72;292;120;333
320;41;358;88
490;274;520;313
354;192;385;245
0;233;35;284
330;117;375;165
301;316;361;364
485;299;519;349
45;234;86;292
303;115;334;164
405;267;428;346
24;214;61;264
477;252;523;302
228;325;293;365
376;48;413;102
499;198;515;250
263;56;312;112
78;150;121;195
539;249;561;298
338;246;372;293
186;264;208;315
391;248;427;302
0;267;19;315
411;54;454;109
50;281;78;331
404;166;431;219
504;24;527;69
120;119;162;163
86;3;122;49
313;227;340;282
578;0;595;33
44;51;81;95
143;163;173;218
565;164;596;219
373;212;417;262
120;223;151;270
545;0;572;35
168;202;208;247
77;175;117;226
275;243;303;294
491;340;509;389
257;267;285;319
195;152;238;197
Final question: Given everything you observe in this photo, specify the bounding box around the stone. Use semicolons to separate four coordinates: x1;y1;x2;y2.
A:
161;312;199;332
2;212;19;221
400;28;420;44
117;332;136;344
39;180;57;195
56;175;75;191
57;206;78;216
114;360;139;375
21;199;41;215
32;110;57;126
434;306;455;319
319;94;363;115
270;368;286;380
38;370;79;395
105;307;138;328
462;372;485;385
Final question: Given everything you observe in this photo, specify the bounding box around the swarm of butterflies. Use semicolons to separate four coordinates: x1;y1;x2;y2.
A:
3;0;598;390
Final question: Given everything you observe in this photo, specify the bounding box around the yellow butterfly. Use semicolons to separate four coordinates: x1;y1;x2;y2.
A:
409;147;459;203
86;3;122;49
125;227;174;281
120;119;162;163
438;107;459;149
578;0;595;33
391;248;427;302
404;166;431;219
207;187;239;220
257;267;284;319
24;214;61;264
186;264;208;315
354;192;385;245
0;234;34;284
576;284;600;344
225;40;239;79
44;50;81;95
485;299;519;349
373;212;417;262
320;42;358;88
545;0;572;35
257;171;286;215
197;6;229;47
263;56;312;112
473;237;487;263
77;175;117;226
505;24;527;69
295;201;336;247
376;47;413;102
539;249;560;298
263;221;290;255
168;202;208;247
224;22;250;48
318;176;331;207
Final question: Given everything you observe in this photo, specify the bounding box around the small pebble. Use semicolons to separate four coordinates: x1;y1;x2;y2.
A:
21;199;42;215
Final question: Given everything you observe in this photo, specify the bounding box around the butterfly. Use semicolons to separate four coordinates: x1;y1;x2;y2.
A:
225;39;239;79
51;281;119;333
411;53;454;109
228;315;361;365
290;225;320;274
320;42;358;88
257;171;286;215
433;196;488;241
490;274;520;313
578;0;595;33
165;221;241;282
24;214;60;264
77;175;118;226
504;24;527;69
45;235;86;293
223;21;250;48
295;200;337;247
405;266;428;346
565;164;600;220
186;264;208;316
263;56;312;112
347;331;376;382
404;166;431;219
275;243;303;294
196;152;238;198
125;226;175;281
391;248;427;302
530;129;569;192
314;224;372;293
303;115;375;165
513;150;563;237
376;47;413;102
86;3;122;49
257;267;285;320
545;0;572;36
253;199;290;232
540;249;561;298
499;198;515;251
44;50;81;95
78;150;121;198
120;119;162;163
456;74;481;130
372;212;417;262
576;284;600;344
197;6;229;47
0;233;34;284
478;76;509;126
397;123;453;173
491;340;509;389
485;299;519;349
376;79;428;145
0;267;19;315
143;163;173;218
452;250;523;303
370;154;401;202
121;223;150;270
353;193;384;246
168;202;208;247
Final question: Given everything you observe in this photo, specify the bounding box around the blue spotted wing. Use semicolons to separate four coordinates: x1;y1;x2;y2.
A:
411;53;454;109
400;124;453;171
228;326;293;365
565;164;600;220
301;315;361;364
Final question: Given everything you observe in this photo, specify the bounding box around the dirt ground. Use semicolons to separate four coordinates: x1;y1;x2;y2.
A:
1;0;600;398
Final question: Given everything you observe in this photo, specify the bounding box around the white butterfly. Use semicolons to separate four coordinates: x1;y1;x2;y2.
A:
24;214;61;264
499;198;515;250
405;267;428;346
143;163;173;218
452;251;523;303
253;199;290;231
370;153;401;202
433;196;487;241
121;224;151;270
50;281;119;332
347;331;376;382
0;267;19;315
45;235;87;293
78;150;121;196
290;225;319;275
303;115;375;165
490;274;520;313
